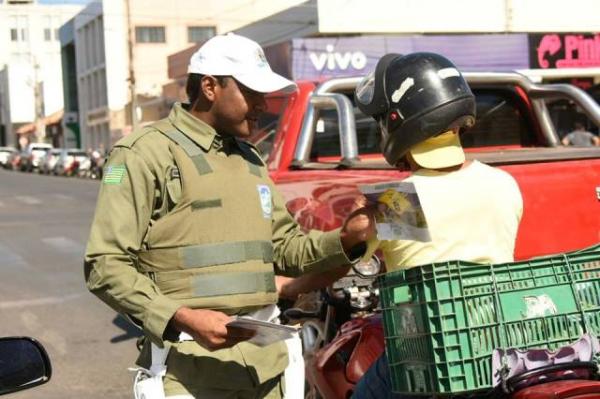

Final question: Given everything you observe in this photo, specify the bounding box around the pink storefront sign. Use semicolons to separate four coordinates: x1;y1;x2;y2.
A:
531;33;600;69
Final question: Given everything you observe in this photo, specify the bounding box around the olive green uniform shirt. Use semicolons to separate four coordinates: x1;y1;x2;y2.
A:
84;103;351;346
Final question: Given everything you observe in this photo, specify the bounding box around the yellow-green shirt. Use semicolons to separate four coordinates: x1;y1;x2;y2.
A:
365;161;523;270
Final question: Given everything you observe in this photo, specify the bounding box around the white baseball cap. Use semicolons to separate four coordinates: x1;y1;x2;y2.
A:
188;33;297;94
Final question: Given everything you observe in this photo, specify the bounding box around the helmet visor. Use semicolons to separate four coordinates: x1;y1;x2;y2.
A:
355;72;376;106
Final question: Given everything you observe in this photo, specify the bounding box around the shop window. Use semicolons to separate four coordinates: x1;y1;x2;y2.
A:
187;26;215;43
135;26;165;43
9;28;27;42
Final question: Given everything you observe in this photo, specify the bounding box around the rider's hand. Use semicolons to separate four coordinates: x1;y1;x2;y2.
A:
171;307;255;351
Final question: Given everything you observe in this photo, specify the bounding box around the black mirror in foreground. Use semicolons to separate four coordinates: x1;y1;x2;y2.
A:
0;337;51;396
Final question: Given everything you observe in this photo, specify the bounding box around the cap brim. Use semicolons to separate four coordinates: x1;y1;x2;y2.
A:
234;69;297;94
409;131;465;169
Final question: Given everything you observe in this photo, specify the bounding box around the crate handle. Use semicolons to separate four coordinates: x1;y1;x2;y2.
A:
490;264;508;347
490;262;515;391
563;254;592;334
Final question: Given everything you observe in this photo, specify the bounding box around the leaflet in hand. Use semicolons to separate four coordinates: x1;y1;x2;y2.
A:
359;181;431;242
227;317;298;347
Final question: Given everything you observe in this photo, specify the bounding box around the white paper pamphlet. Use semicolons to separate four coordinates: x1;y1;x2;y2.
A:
227;317;298;347
359;180;431;242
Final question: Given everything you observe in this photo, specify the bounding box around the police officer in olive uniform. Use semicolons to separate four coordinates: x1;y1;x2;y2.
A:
84;33;373;399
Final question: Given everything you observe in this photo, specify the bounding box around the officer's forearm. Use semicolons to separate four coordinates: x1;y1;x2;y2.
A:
276;266;351;299
169;307;243;351
84;254;181;345
169;306;195;336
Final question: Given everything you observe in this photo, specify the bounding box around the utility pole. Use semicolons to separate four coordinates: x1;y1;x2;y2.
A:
125;0;138;132
32;57;45;143
504;0;514;32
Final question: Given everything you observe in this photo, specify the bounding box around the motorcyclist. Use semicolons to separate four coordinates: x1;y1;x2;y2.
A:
351;52;523;398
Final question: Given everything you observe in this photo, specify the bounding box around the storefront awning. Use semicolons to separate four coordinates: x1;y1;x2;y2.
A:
15;110;64;135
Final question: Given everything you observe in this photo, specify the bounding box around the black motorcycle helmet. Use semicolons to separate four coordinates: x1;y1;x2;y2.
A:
355;52;476;166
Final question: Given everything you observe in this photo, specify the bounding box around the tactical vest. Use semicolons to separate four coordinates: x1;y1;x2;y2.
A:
136;120;278;313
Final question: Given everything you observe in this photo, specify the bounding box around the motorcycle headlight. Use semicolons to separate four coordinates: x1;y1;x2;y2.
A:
352;256;381;278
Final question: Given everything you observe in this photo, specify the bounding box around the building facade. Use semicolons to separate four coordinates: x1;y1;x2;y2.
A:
0;0;83;147
64;0;307;151
235;0;600;83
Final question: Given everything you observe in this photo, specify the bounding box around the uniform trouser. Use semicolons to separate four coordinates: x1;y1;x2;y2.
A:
352;353;429;399
165;373;284;399
137;305;302;399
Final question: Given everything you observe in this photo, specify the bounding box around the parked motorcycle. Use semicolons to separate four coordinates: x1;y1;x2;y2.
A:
288;254;600;399
87;151;105;180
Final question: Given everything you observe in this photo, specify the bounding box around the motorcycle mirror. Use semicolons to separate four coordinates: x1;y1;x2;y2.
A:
0;337;52;396
352;255;381;278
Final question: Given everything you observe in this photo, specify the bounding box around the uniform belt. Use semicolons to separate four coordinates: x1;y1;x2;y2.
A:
192;271;276;297
181;240;274;268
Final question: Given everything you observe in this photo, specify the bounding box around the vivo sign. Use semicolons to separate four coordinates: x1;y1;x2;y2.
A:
289;35;529;80
309;45;368;72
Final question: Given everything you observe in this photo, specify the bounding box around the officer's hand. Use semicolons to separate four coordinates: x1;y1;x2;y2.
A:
171;307;255;351
276;276;298;300
340;195;377;251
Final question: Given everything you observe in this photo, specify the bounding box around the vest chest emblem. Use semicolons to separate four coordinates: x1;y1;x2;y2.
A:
257;185;272;219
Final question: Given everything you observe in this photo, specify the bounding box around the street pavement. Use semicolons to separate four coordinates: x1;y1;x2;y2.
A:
0;169;139;398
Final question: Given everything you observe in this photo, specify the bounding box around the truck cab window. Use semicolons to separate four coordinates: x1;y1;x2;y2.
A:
461;89;535;148
249;95;289;161
310;88;535;160
547;99;598;142
310;93;380;159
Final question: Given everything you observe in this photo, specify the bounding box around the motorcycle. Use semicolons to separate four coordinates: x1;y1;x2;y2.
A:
88;152;105;180
284;257;384;399
286;257;600;399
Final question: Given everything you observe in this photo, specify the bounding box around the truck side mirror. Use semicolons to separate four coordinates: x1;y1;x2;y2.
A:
0;337;52;395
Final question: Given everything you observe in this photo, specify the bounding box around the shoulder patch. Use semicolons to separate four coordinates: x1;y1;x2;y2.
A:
103;164;126;184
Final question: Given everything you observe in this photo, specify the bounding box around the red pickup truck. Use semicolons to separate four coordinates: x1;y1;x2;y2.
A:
252;73;600;261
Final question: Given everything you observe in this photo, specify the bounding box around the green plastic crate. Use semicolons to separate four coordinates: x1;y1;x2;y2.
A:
378;246;600;396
